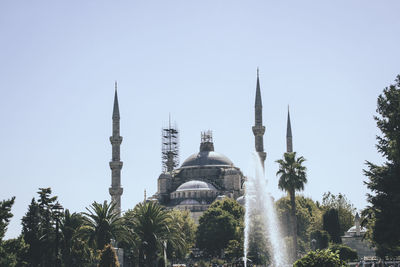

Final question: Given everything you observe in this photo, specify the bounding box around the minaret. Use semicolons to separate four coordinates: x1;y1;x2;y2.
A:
252;68;266;167
286;107;293;152
109;81;123;216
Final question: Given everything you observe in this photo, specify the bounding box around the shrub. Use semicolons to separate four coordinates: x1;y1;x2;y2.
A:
293;249;347;267
329;243;358;262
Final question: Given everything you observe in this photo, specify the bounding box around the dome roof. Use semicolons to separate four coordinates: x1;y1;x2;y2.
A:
236;196;245;206
181;151;233;168
347;225;367;233
176;180;216;191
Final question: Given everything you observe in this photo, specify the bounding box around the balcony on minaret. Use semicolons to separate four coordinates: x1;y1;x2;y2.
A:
109;161;123;169
110;136;123;144
109;187;123;196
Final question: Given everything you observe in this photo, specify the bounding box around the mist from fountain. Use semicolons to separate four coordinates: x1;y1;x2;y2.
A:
243;153;289;267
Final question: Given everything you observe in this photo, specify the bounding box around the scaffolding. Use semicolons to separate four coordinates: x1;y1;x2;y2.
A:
161;118;179;172
201;130;213;143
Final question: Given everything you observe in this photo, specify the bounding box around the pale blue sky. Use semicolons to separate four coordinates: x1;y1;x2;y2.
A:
1;1;399;239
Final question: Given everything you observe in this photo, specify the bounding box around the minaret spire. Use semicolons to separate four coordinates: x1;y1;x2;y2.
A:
252;68;266;168
113;81;120;119
109;82;123;216
286;106;293;153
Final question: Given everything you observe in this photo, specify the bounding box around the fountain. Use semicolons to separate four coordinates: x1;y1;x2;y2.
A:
243;153;289;267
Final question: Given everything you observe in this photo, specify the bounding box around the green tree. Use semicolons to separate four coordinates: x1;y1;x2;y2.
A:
225;240;243;262
328;243;358;262
0;236;29;267
81;201;125;250
0;197;29;266
0;196;15;242
61;209;93;266
276;152;307;259
124;201;184;267
276;196;323;253
293;249;347;267
167;209;196;259
323;208;341;243
322;192;355;236
98;244;120;267
196;198;244;257
197;207;237;256
364;75;400;257
21;188;58;267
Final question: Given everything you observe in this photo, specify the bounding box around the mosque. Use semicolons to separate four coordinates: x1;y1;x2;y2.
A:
107;71;293;221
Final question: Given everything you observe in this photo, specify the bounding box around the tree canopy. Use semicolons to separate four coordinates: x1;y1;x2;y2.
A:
364;75;400;257
196;198;244;257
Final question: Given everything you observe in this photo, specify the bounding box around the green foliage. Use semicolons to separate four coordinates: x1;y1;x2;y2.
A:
167;209;196;259
293;249;347;267
21;188;59;266
197;207;237;255
0;196;15;242
323;208;341;243
196;198;244;257
276;152;308;195
276;196;323;252
0;236;29;267
364;75;400;257
124;201;185;267
209;197;244;221
276;152;307;259
322;192;355;236
81;201;125;250
224;240;243;261
246;213;269;265
98;244;120;267
61;210;93;266
328;243;358;262
310;230;330;250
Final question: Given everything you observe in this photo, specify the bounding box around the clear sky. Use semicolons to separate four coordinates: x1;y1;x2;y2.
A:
1;1;399;239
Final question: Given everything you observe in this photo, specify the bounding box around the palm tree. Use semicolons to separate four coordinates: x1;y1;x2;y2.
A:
61;209;93;266
80;201;125;250
124;201;185;267
276;152;307;260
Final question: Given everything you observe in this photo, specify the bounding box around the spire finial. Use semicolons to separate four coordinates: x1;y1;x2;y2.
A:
112;82;120;119
257;67;259;78
255;68;262;107
115;80;117;91
286;106;293;152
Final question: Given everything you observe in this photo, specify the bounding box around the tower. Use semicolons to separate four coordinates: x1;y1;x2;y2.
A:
252;69;266;167
286;107;293;152
109;82;123;216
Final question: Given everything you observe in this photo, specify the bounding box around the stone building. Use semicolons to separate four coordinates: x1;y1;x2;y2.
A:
342;213;375;259
154;131;246;222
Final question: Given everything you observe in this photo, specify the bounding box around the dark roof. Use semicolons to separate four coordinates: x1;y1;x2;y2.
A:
181;151;234;168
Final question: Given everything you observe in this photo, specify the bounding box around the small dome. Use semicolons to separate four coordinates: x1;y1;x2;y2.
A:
216;195;227;201
236;196;245;206
347;225;367;233
176;180;216;191
181;151;233;167
179;199;200;205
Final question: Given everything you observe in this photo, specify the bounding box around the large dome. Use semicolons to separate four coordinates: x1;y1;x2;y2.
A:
176;180;216;191
181;151;233;167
